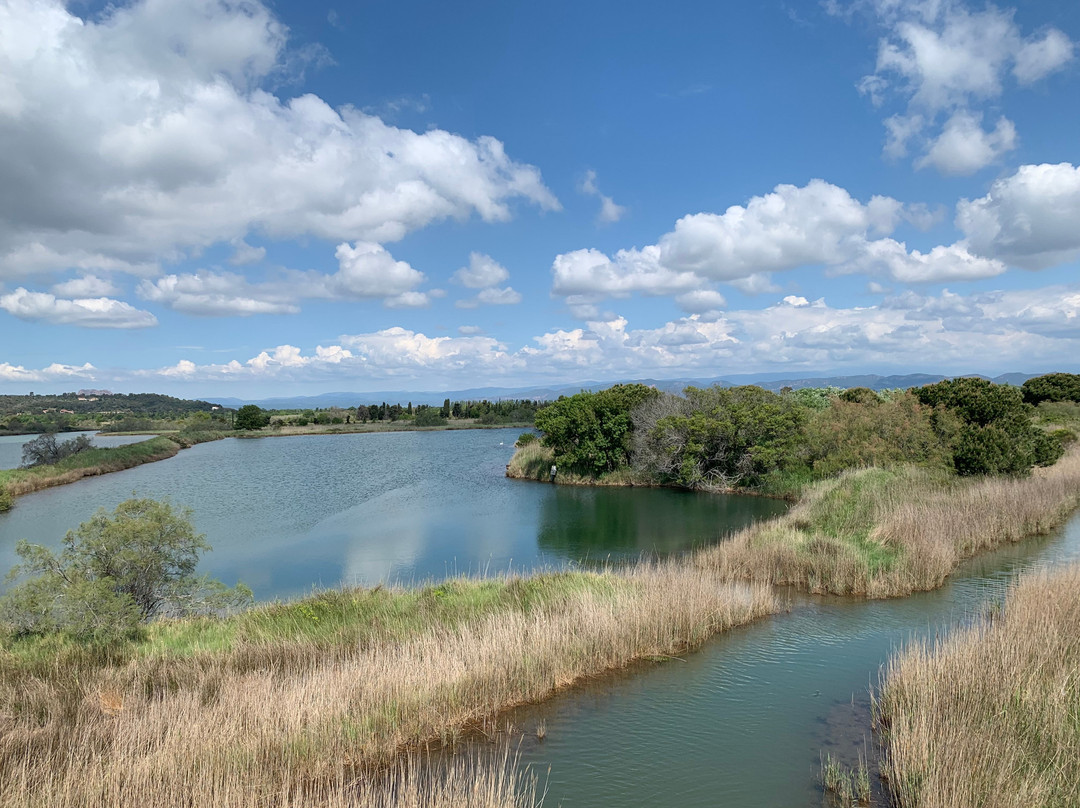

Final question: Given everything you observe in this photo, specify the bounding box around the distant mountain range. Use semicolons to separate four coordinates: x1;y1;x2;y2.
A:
204;371;1041;410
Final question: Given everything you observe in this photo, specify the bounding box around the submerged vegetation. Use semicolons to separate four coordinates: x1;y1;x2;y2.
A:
875;563;1080;808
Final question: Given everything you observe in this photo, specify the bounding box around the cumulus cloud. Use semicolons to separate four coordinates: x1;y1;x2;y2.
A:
229;239;267;266
138;271;300;315
957;163;1080;270
579;170;626;225
0;0;558;279
452;252;510;288
915;112;1017;175
675;289;727;314
0;288;157;328
0;361;96;383
852;2;1073;174
552;245;702;299
51;275;121;298
138;242;427;315
36;283;1080;388
551;179;994;302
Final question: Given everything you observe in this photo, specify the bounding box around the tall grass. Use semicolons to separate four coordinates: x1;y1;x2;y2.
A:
875;563;1080;808
0;566;774;807
505;443;652;487
696;446;1080;596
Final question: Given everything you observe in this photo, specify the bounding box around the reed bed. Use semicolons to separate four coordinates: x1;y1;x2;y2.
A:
874;563;1080;808
0;566;774;807
505;443;651;487
696;446;1080;597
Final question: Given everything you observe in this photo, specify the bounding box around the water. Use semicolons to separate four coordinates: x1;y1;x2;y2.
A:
500;508;1080;807
0;431;148;470
0;429;785;600
4;426;1073;805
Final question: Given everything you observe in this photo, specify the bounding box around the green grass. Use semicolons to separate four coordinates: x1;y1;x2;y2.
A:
1;572;626;671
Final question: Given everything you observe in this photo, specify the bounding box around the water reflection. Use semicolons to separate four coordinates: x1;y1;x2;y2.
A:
536;485;786;563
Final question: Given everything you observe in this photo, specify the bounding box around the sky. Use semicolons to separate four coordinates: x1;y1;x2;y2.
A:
0;0;1079;397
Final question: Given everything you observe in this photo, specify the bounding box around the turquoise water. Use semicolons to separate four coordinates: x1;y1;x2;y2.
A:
0;429;784;600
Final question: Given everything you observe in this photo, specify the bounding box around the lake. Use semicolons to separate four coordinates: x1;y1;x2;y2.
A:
3;426;1071;806
0;428;785;600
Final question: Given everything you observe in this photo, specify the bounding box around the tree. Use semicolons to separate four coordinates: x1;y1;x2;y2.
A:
913;378;1064;475
234;404;270;430
1021;373;1080;405
534;384;660;475
0;498;251;641
20;433;93;468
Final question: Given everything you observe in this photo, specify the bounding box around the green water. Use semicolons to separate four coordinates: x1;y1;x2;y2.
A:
0;428;784;600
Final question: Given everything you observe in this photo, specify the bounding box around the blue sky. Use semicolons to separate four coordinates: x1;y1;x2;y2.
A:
1;0;1078;396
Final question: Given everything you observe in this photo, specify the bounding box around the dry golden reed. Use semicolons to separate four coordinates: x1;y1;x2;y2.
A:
696;446;1080;597
0;564;774;807
875;563;1080;808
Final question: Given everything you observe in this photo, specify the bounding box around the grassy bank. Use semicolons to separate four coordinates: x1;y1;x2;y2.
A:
0;566;775;806
506;442;653;487
694;446;1080;597
0;432;225;511
874;563;1080;808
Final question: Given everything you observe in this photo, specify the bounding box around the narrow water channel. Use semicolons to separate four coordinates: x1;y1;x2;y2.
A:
488;514;1080;803
493;512;1080;807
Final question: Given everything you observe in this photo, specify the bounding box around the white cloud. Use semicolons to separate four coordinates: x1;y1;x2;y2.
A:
0;0;558;279
477;287;523;305
1014;28;1075;84
855;2;1073;174
551;245;702;298
580;170;626;225
915;112;1016;175
845;238;1006;282
54;284;1080;387
229;239;267;266
458;325;483;335
452;252;509;288
729;273;781;295
957;163;1080;270
0;287;157;328
138;271;300;315
657;180;902;279
384;291;430;308
0;361;96;383
139;242;429;315
51;274;121;298
328;242;425;298
675;290;727;314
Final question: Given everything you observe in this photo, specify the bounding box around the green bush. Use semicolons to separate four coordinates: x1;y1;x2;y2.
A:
534;384;660;475
515;432;538;447
1021;373;1080;405
0;498;251;643
234;405;270;430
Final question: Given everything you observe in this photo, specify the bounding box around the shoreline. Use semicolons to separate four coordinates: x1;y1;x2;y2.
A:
0;565;777;806
0;422;532;511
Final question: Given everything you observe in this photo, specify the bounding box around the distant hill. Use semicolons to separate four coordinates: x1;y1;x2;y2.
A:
207;371;1042;409
0;392;224;417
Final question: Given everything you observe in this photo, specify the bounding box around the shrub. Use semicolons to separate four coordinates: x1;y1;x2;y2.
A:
0;498;251;642
1021;372;1080;405
413;408;447;427
515;432;538;447
234;405;270;430
20;433;93;468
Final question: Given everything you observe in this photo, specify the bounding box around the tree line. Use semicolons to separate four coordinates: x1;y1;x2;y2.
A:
532;374;1079;492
